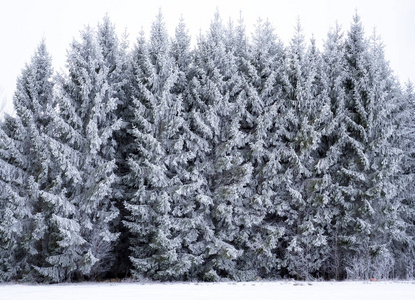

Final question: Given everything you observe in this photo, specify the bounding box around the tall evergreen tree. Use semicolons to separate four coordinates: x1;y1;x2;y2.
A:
242;19;288;278
169;16;216;280
0;115;32;281
362;30;402;279
277;20;328;280
124;12;208;280
0;41;57;281
96;15;131;278
36;26;120;282
317;23;349;280
332;13;374;279
338;13;401;279
223;16;286;280
394;81;415;279
188;11;257;281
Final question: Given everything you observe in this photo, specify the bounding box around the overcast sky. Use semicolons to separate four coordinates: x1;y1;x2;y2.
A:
1;0;414;116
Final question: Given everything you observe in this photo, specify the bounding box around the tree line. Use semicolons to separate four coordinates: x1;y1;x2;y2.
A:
0;11;414;282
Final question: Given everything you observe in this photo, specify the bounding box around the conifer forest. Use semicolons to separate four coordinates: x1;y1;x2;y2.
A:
1;11;415;283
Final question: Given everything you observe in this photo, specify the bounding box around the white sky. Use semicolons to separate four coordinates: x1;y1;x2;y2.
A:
1;0;414;116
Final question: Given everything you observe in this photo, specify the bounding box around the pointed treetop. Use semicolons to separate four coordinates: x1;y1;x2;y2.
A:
310;34;316;49
292;16;304;42
174;15;190;45
353;9;361;25
209;8;223;45
98;14;116;35
97;15;119;68
35;39;50;60
133;27;147;57
32;39;53;80
172;16;191;72
369;27;384;50
150;9;169;56
235;11;247;50
290;17;306;59
345;11;368;69
348;10;365;43
252;18;279;56
328;21;343;42
70;25;101;65
13;39;53;118
323;22;344;61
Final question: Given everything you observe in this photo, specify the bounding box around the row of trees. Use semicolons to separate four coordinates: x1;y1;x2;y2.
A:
0;11;414;282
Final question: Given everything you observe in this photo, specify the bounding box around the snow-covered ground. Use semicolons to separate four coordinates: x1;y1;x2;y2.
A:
1;281;415;300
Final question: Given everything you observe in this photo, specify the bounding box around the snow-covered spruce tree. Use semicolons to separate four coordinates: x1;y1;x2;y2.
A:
393;81;415;279
221;15;260;281
214;14;276;281
96;16;132;278
316;23;350;280
239;19;289;279
339;13;401;280
36;26;120;282
14;42;58;282
169;17;221;280
171;16;192;97
363;31;403;279
276;20;329;280
0;41;58;281
336;15;373;279
223;17;286;279
187;11;256;281
124;12;207;280
0;115;32;281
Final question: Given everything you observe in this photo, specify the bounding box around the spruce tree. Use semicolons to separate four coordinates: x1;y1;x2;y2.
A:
394;81;415;279
0;115;32;281
36;26;120;282
363;30;402;279
278;20;328;280
317;23;349;280
96;15;131;278
339;13;401;279
124;12;207;280
242;19;288;278
334;13;374;279
0;41;57;281
169;17;216;280
188;11;258;281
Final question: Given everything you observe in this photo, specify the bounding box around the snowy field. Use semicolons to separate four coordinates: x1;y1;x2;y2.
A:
1;281;415;300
